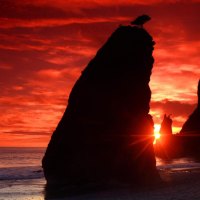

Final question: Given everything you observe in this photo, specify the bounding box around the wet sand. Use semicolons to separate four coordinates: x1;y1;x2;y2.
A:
1;169;200;200
52;169;200;200
0;178;45;200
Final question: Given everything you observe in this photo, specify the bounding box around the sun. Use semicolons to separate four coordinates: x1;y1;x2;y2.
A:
153;124;161;144
154;132;160;140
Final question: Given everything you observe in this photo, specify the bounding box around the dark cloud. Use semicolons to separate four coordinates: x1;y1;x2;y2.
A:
151;99;196;118
2;130;51;136
0;0;77;19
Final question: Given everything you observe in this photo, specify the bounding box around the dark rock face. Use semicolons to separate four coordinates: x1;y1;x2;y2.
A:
154;115;174;158
181;80;200;133
178;80;200;157
160;114;173;135
42;25;159;189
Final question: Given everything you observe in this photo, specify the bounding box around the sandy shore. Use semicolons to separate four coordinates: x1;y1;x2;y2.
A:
46;169;200;200
0;178;45;200
1;169;200;200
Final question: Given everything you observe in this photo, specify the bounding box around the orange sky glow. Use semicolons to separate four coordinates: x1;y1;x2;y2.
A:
0;0;200;147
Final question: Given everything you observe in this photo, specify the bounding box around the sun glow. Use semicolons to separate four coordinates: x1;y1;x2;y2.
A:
153;124;161;144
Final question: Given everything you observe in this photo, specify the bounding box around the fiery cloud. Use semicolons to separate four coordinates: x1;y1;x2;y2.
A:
0;0;200;146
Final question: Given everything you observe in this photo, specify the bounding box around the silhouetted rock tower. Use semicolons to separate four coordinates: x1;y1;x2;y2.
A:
160;114;173;135
42;19;159;190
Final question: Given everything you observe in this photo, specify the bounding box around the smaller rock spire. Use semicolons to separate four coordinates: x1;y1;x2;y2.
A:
198;79;200;108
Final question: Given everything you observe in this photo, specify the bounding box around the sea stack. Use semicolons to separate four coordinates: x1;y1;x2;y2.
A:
42;24;159;190
181;80;200;133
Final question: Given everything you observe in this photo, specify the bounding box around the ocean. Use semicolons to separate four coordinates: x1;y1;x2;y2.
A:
0;147;45;181
1;147;200;200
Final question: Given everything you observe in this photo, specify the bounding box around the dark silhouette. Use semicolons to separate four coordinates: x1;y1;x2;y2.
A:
154;114;174;158
180;80;200;133
178;80;200;157
131;15;151;28
160;114;173;136
42;18;160;195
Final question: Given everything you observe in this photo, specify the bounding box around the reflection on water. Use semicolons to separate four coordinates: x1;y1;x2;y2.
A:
0;147;45;168
156;156;200;171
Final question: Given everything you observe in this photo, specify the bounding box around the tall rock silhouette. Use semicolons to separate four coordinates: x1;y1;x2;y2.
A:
181;80;200;133
42;24;159;190
159;114;173;135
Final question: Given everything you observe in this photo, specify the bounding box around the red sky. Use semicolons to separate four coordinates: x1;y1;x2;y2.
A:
0;0;200;147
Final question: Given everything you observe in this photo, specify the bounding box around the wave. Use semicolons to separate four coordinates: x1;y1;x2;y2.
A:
0;166;44;180
157;160;200;171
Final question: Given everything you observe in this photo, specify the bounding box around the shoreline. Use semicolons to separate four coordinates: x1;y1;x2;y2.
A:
1;168;200;199
0;178;45;200
45;168;200;199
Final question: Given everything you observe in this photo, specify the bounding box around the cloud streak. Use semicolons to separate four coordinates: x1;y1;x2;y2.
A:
0;0;200;146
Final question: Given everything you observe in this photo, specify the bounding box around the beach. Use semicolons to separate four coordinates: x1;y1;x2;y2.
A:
43;169;200;200
1;169;200;200
0;178;45;200
1;148;200;200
